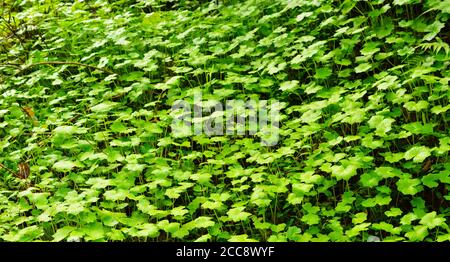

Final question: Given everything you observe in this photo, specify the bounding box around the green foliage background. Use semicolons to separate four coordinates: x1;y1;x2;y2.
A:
0;0;449;242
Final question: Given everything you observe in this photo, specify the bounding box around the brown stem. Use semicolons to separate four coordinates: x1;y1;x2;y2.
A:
0;163;17;176
0;63;21;69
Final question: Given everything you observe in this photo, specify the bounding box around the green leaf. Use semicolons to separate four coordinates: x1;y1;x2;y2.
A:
172;227;190;239
331;164;358;181
136;224;160;238
352;213;368;224
354;63;372;73
400;213;418;225
53;226;76;242
419;212;445;229
382;152;404;163
404;146;431;162
53;160;77;172
228;234;258;242
85;177;112;189
402;122;435;135
314;67;332;79
292;183;314;194
53;125;80;135
396;177;422;195
404;101;429;112
279;80;299;92
82;222;105;240
301;213;320;225
3;226;43;241
91;101;118;113
405;225;428;241
170;206;189;217
368;115;395;136
227;207;252;222
374;166;402;179
345;223;371;238
385;208;403;217
300;110;322;123
393;0;414;5
360;172;381;187
187;216;215;229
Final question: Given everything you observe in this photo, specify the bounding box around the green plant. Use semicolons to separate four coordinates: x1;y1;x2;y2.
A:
0;0;448;242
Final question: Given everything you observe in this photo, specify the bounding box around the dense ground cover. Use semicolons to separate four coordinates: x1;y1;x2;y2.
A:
0;0;449;242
